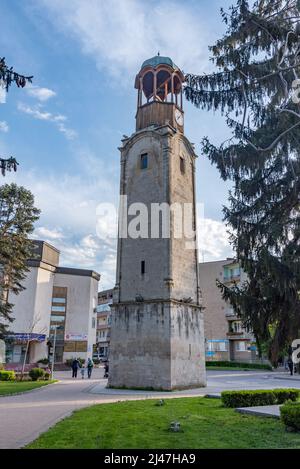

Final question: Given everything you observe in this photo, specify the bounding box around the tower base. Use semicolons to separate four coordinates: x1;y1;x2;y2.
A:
108;300;206;391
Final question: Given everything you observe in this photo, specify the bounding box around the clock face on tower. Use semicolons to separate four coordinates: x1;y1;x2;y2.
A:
175;109;183;126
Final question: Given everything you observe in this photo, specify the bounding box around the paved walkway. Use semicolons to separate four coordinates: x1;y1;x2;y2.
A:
1;368;300;449
236;405;281;418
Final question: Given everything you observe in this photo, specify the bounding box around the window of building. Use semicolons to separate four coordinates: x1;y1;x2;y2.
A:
52;297;66;304
230;321;243;333
92;318;96;328
50;315;65;324
141;260;145;275
235;341;246;352
49;287;67;363
180;157;185;174
140;153;148;169
224;265;241;281
207;340;228;352
51;305;66;312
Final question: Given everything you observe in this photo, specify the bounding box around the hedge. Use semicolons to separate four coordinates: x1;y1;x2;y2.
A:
29;368;45;381
206;361;272;370
0;370;15;381
221;388;300;408
280;402;300;432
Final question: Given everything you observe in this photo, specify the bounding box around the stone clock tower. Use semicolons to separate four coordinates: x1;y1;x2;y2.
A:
108;55;206;390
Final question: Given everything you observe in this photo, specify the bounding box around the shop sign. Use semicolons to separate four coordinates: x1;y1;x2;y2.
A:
65;334;88;341
5;333;46;343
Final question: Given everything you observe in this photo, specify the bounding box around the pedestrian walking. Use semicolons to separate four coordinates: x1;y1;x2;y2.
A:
287;356;294;376
104;362;109;378
87;357;94;379
71;357;80;378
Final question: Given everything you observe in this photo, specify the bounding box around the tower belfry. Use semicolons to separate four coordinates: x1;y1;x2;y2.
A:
108;56;206;390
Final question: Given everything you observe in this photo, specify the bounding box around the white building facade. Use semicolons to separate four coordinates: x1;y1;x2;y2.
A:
5;240;100;366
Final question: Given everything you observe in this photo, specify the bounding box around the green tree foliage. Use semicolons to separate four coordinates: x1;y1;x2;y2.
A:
0;57;33;175
0;184;40;337
184;0;300;364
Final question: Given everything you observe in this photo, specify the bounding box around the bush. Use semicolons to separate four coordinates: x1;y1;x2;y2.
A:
0;370;15;381
206;360;272;370
29;368;45;381
281;402;300;432
221;388;300;408
44;372;50;380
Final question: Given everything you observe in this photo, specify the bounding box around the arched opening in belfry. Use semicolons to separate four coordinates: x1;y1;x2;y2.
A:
156;69;171;102
138;69;183;107
142;71;154;102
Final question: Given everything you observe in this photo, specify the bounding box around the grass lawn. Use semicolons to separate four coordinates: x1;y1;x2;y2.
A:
0;380;56;396
27;397;300;449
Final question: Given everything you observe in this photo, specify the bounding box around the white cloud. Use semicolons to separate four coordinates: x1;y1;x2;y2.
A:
33;226;65;240
37;0;217;81
198;217;233;262
5;146;119;290
17;102;77;140
0;83;6;104
0;121;9;132
26;86;56;102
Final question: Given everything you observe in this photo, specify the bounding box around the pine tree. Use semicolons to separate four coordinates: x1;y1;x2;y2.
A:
0;184;40;337
0;57;33;175
184;0;300;364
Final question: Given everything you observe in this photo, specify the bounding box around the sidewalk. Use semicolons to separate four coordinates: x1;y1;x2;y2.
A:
236;405;280;419
272;372;300;381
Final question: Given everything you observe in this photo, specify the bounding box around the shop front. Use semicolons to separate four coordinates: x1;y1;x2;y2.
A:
4;333;47;365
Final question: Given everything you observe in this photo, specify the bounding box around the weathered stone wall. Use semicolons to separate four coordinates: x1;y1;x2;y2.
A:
117;126;199;304
117;129;170;303
110;124;206;390
108;301;206;390
170;136;199;302
170;303;206;388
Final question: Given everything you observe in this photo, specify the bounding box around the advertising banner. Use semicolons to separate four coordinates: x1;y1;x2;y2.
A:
65;334;88;341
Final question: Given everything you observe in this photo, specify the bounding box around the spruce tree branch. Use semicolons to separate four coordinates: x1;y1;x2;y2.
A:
245;120;300;152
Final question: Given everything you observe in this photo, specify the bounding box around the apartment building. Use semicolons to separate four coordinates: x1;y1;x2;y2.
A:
94;288;113;359
199;259;257;362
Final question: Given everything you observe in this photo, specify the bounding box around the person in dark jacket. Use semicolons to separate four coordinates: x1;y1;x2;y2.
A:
104;362;109;378
287;356;294;376
71;358;80;378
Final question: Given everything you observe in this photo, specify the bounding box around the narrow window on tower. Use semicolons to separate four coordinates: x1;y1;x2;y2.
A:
180;156;185;174
140;153;148;169
141;260;145;275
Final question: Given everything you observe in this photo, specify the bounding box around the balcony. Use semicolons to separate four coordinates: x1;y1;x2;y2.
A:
223;274;241;284
227;330;253;340
97;324;110;330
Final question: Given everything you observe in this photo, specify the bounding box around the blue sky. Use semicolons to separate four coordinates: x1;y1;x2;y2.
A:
1;0;235;289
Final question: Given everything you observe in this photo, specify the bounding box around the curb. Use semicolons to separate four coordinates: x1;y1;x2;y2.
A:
235;407;280;419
